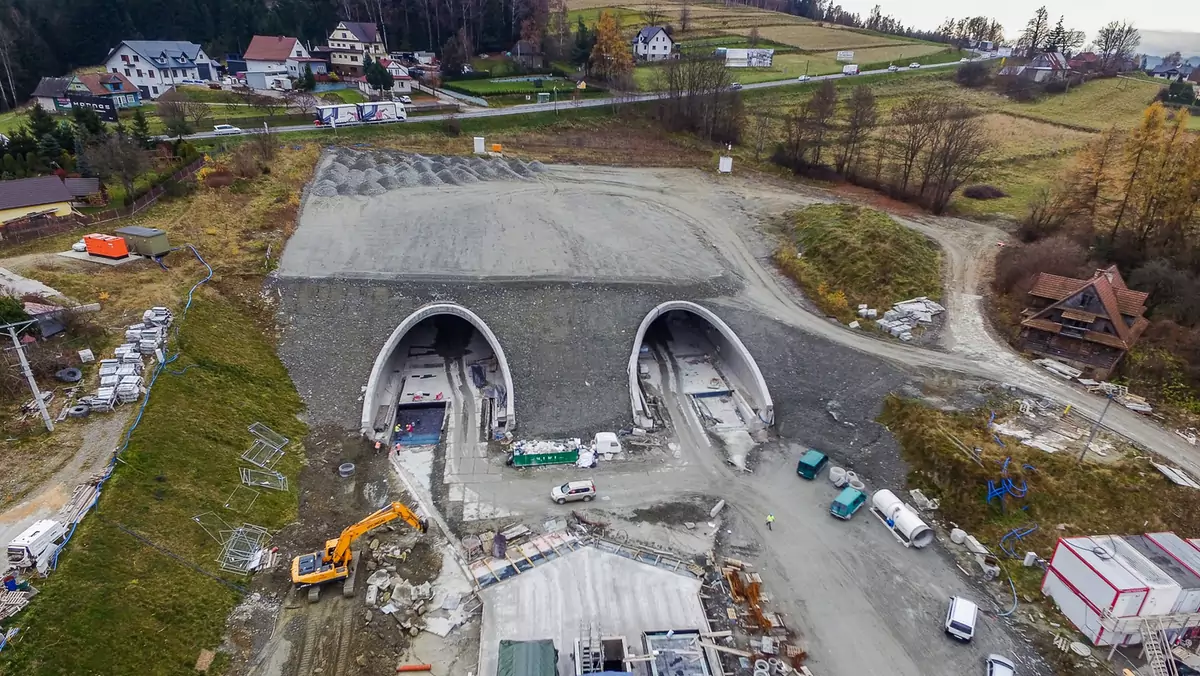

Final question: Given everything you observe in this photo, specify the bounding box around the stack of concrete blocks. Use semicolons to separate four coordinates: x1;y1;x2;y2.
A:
855;304;879;319
875;296;946;342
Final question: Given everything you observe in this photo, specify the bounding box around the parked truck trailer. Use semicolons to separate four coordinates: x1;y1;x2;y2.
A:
315;104;361;126
357;101;407;123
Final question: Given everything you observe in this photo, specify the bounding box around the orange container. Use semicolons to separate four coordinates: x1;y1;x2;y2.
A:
83;233;129;259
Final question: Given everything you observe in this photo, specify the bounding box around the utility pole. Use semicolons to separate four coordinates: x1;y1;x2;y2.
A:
1078;394;1113;464
4;320;53;432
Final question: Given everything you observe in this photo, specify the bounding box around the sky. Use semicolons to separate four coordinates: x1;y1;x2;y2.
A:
833;0;1177;42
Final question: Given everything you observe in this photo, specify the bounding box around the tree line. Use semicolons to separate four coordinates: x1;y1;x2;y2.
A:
763;81;988;214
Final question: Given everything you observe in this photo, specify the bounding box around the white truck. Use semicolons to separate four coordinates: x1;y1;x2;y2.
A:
842;64;860;76
356;101;408;123
8;519;67;572
316;104;361;127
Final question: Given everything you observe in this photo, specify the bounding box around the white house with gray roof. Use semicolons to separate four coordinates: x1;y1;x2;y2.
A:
632;26;674;61
104;40;217;99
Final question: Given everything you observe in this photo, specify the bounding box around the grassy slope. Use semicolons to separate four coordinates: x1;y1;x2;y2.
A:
0;296;306;675
880;396;1200;598
774;204;942;319
0;145;321;675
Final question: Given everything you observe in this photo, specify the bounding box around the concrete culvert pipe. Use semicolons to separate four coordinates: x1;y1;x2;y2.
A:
829;466;847;486
338;462;356;478
754;659;769;671
872;489;935;548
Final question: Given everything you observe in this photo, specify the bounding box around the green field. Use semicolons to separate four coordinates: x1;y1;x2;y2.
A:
444;77;573;95
319;87;367;104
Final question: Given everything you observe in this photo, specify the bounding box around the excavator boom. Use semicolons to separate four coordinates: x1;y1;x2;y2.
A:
291;501;427;587
329;501;427;565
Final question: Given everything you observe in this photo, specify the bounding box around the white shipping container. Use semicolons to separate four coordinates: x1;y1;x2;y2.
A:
1046;538;1147;618
1148;532;1200;577
1110;536;1182;616
1043;570;1143;646
1125;534;1200;614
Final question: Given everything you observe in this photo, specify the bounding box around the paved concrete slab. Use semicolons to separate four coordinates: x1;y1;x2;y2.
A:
478;547;708;676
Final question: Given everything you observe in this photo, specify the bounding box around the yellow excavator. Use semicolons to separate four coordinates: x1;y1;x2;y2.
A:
291;501;428;602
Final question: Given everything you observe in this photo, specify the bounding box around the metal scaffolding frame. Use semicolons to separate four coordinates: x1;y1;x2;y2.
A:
248;422;289;450
241;439;284;469
193;512;233;544
217;524;270;573
223;484;260;513
239;467;288;492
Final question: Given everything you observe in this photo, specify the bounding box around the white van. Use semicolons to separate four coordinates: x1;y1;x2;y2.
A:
944;596;979;641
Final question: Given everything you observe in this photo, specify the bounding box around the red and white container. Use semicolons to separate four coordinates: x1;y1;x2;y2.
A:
1042;536;1181;646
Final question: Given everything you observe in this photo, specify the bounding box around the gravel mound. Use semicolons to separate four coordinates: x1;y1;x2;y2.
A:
309;148;542;197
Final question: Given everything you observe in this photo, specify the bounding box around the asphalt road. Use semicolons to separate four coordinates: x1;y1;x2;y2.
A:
180;58;986;140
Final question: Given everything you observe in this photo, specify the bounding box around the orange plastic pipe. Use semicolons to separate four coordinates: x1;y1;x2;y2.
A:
396;666;432;673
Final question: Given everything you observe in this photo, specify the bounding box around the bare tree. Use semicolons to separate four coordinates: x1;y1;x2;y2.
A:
749;95;777;161
654;54;740;142
804;80;838;166
680;3;692;32
183;100;212;130
250;93;286;119
835;85;877;175
748;26;760;47
156;92;192;137
1093;21;1140;71
84;135;150;204
287;91;319;117
644;0;665;27
890;95;937;194
919;104;988;213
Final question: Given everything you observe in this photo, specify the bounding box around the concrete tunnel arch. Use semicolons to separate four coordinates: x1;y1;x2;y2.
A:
361;303;516;438
628;300;774;430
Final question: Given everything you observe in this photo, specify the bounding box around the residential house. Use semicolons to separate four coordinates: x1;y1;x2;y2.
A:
288;56;327;78
0;176;74;224
62;177;105;206
511;40;543;68
244;35;308;78
1152;62;1194;80
72;72;141;109
104;40;217;99
632;26;674;62
1018;265;1149;379
374;58;413;93
326;21;386;76
1023;50;1070;82
31;77;72;113
1067;51;1099;72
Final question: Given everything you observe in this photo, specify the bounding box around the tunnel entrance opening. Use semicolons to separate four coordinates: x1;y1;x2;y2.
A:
363;304;514;445
629;302;773;469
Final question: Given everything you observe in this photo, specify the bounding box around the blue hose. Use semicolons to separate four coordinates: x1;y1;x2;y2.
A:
51;245;213;569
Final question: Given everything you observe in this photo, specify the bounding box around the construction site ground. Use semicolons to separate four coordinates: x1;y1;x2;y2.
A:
5;142;1195;676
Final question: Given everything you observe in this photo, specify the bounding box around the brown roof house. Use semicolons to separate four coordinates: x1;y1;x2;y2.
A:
1019;265;1149;379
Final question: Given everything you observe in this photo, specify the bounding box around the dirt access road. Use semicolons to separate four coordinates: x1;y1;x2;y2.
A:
543;165;1200;478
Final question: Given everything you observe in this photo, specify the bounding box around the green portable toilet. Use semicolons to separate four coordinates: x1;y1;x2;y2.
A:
796;449;829;480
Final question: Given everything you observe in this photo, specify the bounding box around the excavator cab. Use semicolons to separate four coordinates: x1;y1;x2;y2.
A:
290;501;428;596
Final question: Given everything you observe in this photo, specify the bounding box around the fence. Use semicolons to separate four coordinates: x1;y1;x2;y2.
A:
0;157;205;250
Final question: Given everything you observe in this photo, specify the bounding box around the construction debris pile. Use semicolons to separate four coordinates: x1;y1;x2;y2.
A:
1034;360;1155;414
78;306;173;413
866;297;945;341
362;543;479;640
704;557;814;675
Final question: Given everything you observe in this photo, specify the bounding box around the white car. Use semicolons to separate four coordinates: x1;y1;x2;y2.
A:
212;124;243;136
398;95;412;104
796;75;811;82
985;654;1015;676
731;82;743;90
944;596;979;642
887;64;899;72
960;57;970;63
550;479;596;505
909;62;922;69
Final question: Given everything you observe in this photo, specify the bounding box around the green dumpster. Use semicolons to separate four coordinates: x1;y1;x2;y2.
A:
509;448;580;467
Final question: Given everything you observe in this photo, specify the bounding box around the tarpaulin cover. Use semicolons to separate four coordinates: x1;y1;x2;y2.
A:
497;639;557;676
